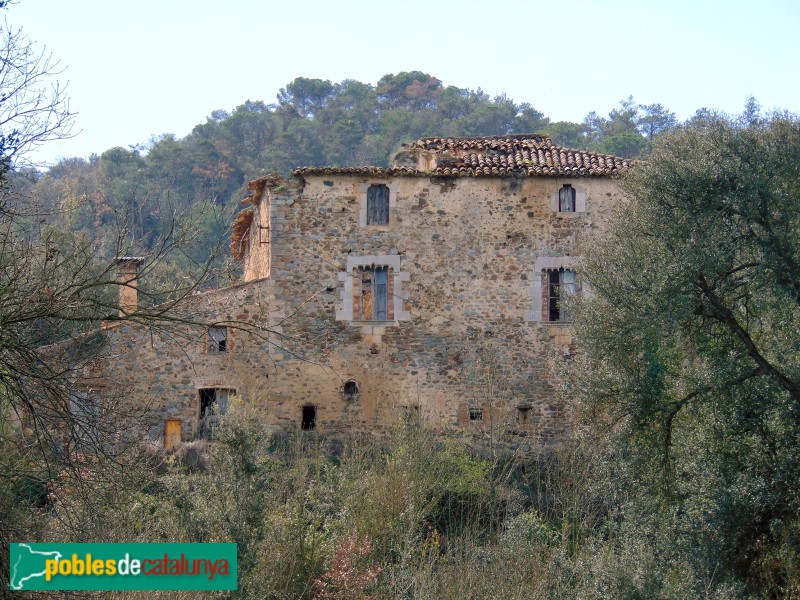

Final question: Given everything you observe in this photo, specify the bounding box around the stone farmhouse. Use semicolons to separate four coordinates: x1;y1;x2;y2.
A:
90;134;628;448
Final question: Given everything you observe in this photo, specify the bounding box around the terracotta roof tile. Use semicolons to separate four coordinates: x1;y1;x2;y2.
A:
292;134;628;178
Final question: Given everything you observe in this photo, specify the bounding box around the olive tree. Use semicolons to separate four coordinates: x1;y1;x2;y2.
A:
572;110;800;595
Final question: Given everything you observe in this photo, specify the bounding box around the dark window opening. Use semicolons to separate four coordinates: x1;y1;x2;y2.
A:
547;268;576;322
469;408;483;421
366;184;390;226
559;184;576;212
342;380;359;401
301;405;317;430
208;326;227;353
199;388;232;439
517;406;531;425
360;266;389;321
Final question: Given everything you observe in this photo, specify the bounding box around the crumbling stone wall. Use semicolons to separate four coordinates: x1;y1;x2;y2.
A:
93;281;272;442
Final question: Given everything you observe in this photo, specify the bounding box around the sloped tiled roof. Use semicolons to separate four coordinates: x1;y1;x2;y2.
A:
293;134;629;178
292;166;421;177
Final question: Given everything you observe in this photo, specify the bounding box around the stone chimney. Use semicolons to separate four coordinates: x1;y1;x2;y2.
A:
114;257;145;316
391;147;437;171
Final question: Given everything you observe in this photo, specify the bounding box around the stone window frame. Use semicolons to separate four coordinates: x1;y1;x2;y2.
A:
549;181;586;215
336;255;411;325
359;182;399;230
525;256;579;324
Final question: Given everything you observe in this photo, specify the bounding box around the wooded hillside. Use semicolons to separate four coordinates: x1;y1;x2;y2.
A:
18;72;684;280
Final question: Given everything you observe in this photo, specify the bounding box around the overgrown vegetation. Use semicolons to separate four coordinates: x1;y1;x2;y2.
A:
27;399;608;599
569;110;800;598
17;347;798;600
0;5;256;594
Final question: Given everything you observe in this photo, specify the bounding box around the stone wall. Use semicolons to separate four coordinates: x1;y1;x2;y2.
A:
92;171;622;447
249;172;622;444
93;280;272;442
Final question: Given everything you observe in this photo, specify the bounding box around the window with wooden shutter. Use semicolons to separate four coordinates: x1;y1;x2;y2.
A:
366;184;390;225
559;184;576;212
338;255;409;324
358;266;389;320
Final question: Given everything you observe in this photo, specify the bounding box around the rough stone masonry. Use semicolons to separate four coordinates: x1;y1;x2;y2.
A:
87;134;629;447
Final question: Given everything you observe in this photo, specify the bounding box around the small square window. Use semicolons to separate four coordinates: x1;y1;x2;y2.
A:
469;408;483;421
207;326;227;353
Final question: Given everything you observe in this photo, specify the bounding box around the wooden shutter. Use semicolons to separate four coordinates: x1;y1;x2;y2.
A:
375;267;388;320
559;185;576;212
361;269;373;319
165;419;182;449
367;185;390;225
561;270;575;321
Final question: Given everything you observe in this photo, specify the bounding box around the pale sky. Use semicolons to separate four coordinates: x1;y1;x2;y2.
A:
9;0;800;166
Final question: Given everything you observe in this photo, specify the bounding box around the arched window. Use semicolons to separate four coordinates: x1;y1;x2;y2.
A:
366;184;390;225
342;380;359;401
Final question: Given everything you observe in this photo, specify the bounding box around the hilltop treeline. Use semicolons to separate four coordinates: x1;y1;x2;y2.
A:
19;72;682;273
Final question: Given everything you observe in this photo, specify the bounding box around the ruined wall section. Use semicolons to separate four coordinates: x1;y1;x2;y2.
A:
97;280;272;441
239;179;274;282
262;173;623;443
